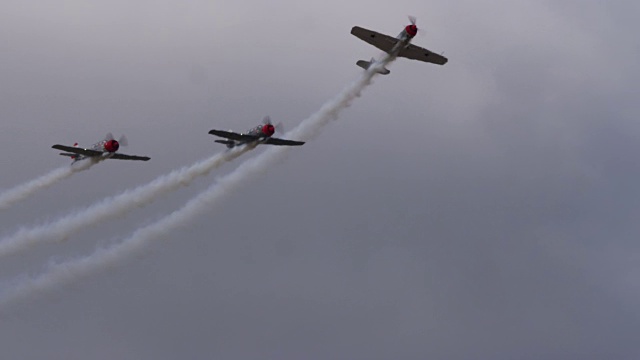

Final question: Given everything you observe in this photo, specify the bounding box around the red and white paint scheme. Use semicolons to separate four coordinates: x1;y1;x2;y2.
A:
404;16;419;38
351;16;448;75
52;133;150;163
209;116;305;149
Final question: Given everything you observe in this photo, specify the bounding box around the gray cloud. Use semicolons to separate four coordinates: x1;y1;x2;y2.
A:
0;0;639;359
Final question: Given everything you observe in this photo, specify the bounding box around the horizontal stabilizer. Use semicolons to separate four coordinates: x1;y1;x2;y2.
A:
356;59;390;75
58;153;77;157
214;139;235;148
214;139;233;145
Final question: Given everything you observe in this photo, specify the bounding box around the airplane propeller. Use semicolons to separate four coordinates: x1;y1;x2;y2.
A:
118;134;128;147
262;116;284;134
104;132;128;146
408;15;425;37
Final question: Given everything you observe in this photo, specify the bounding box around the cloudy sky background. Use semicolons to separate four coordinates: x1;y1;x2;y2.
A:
1;0;639;359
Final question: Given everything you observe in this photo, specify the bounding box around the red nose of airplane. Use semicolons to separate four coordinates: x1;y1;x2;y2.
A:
405;24;418;37
105;139;119;152
262;124;275;137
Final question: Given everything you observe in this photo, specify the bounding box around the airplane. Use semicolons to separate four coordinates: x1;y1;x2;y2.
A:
208;116;305;149
52;133;150;163
351;16;448;75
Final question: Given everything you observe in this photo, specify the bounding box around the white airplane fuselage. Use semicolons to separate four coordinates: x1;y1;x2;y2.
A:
390;29;414;57
68;139;120;162
356;27;415;75
219;124;275;149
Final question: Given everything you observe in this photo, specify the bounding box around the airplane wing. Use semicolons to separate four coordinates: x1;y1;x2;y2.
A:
109;153;150;161
52;144;103;157
350;26;398;53
262;137;305;146
208;129;259;142
398;43;448;65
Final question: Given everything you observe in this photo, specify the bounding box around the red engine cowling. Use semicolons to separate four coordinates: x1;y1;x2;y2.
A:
405;24;418;38
262;124;275;137
104;139;119;152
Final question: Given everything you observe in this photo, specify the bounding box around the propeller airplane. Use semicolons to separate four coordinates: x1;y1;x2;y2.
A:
209;116;305;149
351;16;448;74
52;133;150;163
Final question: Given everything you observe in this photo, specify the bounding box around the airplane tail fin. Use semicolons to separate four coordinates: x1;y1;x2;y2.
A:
214;140;235;149
356;58;390;75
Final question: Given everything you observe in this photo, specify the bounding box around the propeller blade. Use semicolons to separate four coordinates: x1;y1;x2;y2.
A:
262;116;272;125
118;134;128;147
275;122;284;134
408;15;417;25
105;132;114;141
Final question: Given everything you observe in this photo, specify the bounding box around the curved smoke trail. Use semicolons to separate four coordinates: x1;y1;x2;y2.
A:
0;56;394;308
0;146;252;259
0;161;94;211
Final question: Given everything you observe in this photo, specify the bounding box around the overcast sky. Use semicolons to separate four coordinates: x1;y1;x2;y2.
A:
1;1;639;359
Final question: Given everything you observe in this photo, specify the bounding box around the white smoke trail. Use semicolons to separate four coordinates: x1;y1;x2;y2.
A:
0;161;94;211
0;56;395;308
0;146;252;259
